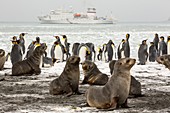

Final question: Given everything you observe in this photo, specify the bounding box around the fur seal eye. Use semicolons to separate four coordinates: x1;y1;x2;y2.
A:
119;62;122;65
160;58;164;61
126;59;130;63
71;57;74;61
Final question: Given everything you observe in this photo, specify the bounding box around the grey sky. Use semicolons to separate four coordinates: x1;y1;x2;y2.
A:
0;0;170;22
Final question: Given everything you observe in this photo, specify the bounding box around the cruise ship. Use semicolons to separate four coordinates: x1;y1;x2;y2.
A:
38;8;117;24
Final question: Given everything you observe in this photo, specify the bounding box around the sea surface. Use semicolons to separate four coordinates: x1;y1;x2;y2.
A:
1;22;170;58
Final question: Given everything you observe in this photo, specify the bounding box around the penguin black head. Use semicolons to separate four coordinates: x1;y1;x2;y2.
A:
155;33;158;37
108;40;113;44
62;35;67;39
142;40;147;45
122;39;125;43
36;37;40;43
54;36;60;39
20;33;27;37
126;33;130;38
160;36;164;40
54;36;61;42
150;42;154;45
12;36;17;41
21;33;25;36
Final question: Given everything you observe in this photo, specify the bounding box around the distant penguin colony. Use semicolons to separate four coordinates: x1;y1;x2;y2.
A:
2;32;170;69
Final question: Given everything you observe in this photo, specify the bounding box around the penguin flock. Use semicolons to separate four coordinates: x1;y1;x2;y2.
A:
0;32;170;70
138;33;169;65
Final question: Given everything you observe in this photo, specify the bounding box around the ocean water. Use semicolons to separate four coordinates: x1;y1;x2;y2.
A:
1;22;170;58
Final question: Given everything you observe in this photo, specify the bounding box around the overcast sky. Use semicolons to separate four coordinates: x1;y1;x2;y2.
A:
0;0;170;22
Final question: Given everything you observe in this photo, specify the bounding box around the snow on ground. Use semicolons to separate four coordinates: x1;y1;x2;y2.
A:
0;59;170;113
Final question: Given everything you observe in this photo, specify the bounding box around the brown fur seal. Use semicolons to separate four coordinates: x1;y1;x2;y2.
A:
49;55;81;96
12;43;47;76
156;54;170;69
86;58;136;109
0;49;6;70
109;60;142;97
81;60;109;85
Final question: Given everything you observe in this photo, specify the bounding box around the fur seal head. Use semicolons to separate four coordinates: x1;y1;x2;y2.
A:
67;55;80;65
156;55;170;69
81;60;96;71
64;55;80;71
0;49;5;57
114;58;136;72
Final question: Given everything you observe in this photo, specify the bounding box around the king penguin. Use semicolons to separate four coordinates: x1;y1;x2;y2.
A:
19;33;27;55
153;33;159;51
158;36;167;56
96;46;103;61
51;36;64;62
149;42;157;62
72;43;80;56
104;40;116;62
61;35;70;60
78;43;91;62
10;39;22;65
124;33;130;57
117;39;125;59
138;40;148;65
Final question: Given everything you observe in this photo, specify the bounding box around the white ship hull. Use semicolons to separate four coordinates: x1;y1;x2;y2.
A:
39;19;70;24
39;19;115;24
68;18;115;24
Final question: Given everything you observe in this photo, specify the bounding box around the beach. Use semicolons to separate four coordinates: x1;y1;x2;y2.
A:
0;22;170;112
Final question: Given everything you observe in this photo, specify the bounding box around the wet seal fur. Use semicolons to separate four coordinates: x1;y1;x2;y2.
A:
0;49;6;70
156;54;170;69
81;60;109;85
12;43;47;76
49;55;81;96
109;59;142;97
86;58;136;109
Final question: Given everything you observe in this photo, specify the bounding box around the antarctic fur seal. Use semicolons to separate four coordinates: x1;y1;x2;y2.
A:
49;55;81;96
81;60;109;85
156;54;170;70
109;59;142;97
0;49;6;70
12;43;47;76
86;58;136;109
